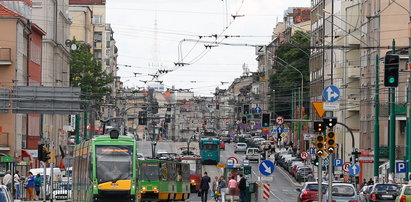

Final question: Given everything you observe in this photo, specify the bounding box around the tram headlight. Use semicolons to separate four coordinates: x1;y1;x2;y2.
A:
141;186;147;193
191;179;196;185
153;186;159;193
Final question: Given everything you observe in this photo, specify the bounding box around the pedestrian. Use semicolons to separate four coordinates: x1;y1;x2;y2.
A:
228;176;238;202
14;170;20;199
25;172;35;200
212;176;219;201
218;175;227;202
368;178;374;185
238;174;247;202
199;172;211;202
2;170;12;192
34;173;42;200
361;178;367;187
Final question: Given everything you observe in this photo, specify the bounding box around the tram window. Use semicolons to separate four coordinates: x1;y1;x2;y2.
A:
182;164;190;181
203;144;218;150
141;162;160;181
95;145;132;183
160;162;167;181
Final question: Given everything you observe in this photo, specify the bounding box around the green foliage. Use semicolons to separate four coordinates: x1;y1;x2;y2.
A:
269;30;310;119
70;39;114;102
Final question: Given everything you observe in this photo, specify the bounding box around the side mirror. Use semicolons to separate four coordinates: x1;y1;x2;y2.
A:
296;188;301;192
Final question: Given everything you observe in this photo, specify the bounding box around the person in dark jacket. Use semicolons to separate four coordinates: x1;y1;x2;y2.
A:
238;174;247;202
199;172;211;202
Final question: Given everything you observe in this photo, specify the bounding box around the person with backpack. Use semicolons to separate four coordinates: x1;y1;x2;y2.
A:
199;172;211;202
238;174;247;202
34;174;42;200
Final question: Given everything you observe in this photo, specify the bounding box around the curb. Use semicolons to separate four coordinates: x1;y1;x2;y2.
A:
277;165;303;187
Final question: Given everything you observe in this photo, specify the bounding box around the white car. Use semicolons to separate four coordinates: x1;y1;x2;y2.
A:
137;153;145;160
234;143;247;153
245;148;260;161
52;183;72;200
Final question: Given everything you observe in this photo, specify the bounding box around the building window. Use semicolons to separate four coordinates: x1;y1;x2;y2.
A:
94;51;102;59
94;32;102;41
92;16;102;24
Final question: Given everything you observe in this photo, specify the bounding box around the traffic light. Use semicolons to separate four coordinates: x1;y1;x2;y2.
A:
43;147;51;162
165;115;171;123
277;133;282;142
241;116;247;124
326;131;336;153
313;156;319;166
243;104;249;115
315;134;325;156
38;144;44;162
216;102;220;110
323;117;337;128
262;113;270;127
384;54;400;87
313;121;326;132
138;111;147;125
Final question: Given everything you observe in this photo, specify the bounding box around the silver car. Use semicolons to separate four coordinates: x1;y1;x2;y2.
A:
323;183;360;202
234;143;247;153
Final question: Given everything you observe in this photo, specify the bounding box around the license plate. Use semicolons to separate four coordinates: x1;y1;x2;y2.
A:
382;194;392;198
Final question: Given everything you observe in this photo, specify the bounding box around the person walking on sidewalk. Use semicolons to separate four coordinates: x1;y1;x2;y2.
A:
212;176;219;201
218;176;227;202
25;172;35;200
238;174;247;202
14;170;21;199
34;174;42;200
2;170;12;192
199;172;211;202
228;176;238;202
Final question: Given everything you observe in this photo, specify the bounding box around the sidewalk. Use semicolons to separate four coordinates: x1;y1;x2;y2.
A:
14;200;70;202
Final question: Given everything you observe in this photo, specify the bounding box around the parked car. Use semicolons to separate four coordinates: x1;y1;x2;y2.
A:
0;185;12;202
395;184;411;202
137;153;145;160
234;143;247;153
245;148;260;161
290;162;306;176
52;183;72;200
369;184;401;201
323;183;360;202
221;135;232;143
295;166;313;182
359;185;372;202
296;182;327;202
219;141;225;150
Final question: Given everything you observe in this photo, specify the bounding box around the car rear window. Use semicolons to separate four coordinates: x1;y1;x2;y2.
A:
299;167;311;172
375;184;400;192
404;187;411;195
238;143;246;147
306;184;327;191
332;185;355;197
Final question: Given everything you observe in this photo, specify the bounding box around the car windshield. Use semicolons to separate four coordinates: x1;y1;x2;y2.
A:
331;185;355;197
140;162;160;181
203;144;218;150
306;184;327;192
96;145;133;183
375;184;400;192
299;168;312;172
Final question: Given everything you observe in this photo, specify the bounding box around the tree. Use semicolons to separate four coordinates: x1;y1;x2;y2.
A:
269;30;310;119
70;39;114;102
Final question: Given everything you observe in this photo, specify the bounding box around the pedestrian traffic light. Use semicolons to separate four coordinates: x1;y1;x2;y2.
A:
323;117;337;128
326;131;336;153
237;106;242;113
316;134;325;156
138;111;147;125
38;144;44;162
262;113;270;127
313;121;326;132
277;133;282;142
243;104;249;115
42;147;51;162
384;54;400;87
241;116;247;124
216;102;220;110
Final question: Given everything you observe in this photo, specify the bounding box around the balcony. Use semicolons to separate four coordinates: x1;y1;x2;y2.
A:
0;132;10;150
0;48;12;65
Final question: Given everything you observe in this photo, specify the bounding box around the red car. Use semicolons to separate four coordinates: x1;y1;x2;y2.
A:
219;141;225;150
297;182;327;202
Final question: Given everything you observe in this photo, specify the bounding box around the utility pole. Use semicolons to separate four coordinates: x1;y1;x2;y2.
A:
408;12;411;182
374;54;380;182
75;114;80;144
389;39;396;182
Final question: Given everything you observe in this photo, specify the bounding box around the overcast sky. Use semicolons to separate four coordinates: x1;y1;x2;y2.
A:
106;0;310;96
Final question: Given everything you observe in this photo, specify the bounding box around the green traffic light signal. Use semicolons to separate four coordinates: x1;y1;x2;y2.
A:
389;77;395;83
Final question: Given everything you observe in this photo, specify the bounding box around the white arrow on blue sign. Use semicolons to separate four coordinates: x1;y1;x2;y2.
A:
259;160;275;176
349;164;361;176
323;85;341;102
334;158;342;167
277;127;284;134
309;147;316;155
255;107;261;113
396;162;407;173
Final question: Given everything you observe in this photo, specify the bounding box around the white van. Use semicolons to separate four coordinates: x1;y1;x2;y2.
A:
245;148;260;161
29;168;63;183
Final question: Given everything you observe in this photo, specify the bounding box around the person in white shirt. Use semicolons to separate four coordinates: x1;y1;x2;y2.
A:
14;170;20;199
2;170;12;191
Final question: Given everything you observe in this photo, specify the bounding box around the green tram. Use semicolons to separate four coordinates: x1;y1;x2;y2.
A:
199;137;220;165
138;159;190;201
72;134;138;202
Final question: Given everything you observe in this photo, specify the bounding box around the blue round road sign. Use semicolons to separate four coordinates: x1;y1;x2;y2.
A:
349;164;361;176
259;160;275;176
323;85;341;102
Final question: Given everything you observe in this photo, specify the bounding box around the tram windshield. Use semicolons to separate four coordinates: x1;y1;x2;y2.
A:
96;145;133;183
202;144;218;150
140;162;160;181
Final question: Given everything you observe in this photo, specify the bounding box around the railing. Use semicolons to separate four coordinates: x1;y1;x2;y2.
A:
17;180;72;200
0;48;11;65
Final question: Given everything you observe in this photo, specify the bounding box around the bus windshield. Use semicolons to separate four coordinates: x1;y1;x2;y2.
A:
140;162;160;181
96;145;133;183
202;144;218;150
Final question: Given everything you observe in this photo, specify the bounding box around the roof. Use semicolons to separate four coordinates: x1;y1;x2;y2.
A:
0;4;26;20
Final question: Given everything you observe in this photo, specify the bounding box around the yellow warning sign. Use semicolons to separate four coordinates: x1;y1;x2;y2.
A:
312;102;325;118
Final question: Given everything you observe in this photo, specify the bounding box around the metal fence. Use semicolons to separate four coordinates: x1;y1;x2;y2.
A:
15;181;72;200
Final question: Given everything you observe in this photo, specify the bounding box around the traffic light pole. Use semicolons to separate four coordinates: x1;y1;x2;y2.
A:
407;19;411;182
389;40;396;182
318;157;323;202
374;54;380;182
